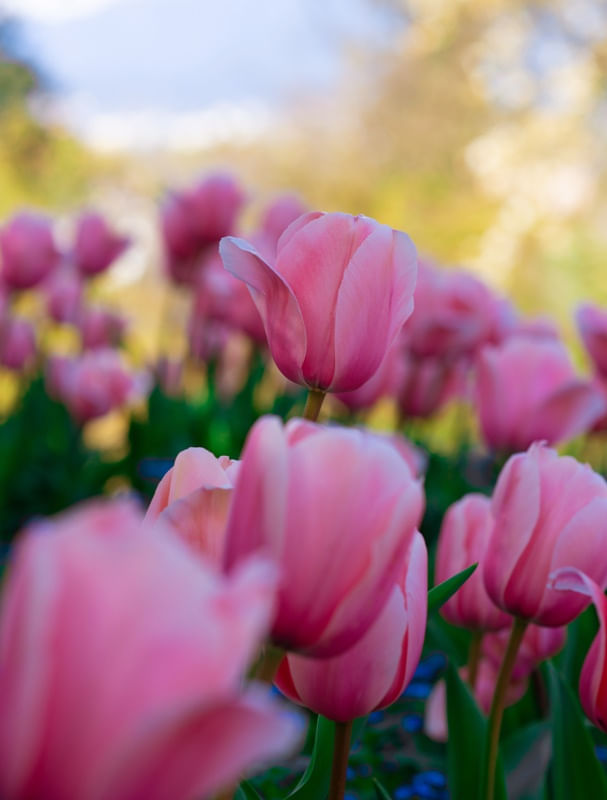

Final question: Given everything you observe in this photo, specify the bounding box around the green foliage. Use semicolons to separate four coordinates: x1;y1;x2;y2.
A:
427;563;477;613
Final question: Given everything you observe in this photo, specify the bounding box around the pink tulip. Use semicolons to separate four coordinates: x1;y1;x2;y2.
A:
46;349;149;423
220;212;417;392
79;305;127;350
275;532;427;721
483;443;607;625
73;212;130;277
435;494;510;632
259;193;308;249
0;315;36;370
0;212;60;290
155;356;183;396
396;350;467;419
404;261;514;360
0;500;301;800
192;253;266;344
162;173;245;286
475;336;606;452
376;431;427;478
223;416;424;657
145;447;240;564
44;267;83;324
550;569;607;732
577;304;607;379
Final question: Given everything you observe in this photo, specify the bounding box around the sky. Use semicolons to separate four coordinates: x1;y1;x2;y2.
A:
9;0;398;151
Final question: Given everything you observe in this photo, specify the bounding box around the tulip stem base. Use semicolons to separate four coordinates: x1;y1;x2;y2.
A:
467;630;483;692
483;617;528;800
329;719;353;800
253;645;284;685
303;389;326;421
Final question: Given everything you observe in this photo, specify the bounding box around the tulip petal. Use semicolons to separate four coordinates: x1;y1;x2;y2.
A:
528;380;607;446
332;226;417;392
220;237;306;384
159;486;233;564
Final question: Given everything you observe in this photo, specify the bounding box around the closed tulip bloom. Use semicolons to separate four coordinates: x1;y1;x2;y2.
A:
220;212;417;393
45;267;83;324
259;193;308;250
145;447;240;564
484;443;607;626
577;304;607;379
336;340;401;413
0;212;60;290
223;416;424;657
550;569;607;731
73;212;130;277
397;350;467;419
275;532;427;722
0;500;301;800
0;315;36;371
476;336;606;453
79;305;126;350
435;494;510;632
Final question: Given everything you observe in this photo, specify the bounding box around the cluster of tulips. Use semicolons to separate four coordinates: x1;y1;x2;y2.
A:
1;171;607;799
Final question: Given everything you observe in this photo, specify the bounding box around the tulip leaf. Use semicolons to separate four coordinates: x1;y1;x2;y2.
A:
545;662;607;799
287;715;334;800
428;564;477;613
372;776;392;799
445;662;506;800
235;780;264;800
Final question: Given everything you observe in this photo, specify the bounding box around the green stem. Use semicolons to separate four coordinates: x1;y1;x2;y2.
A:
467;630;483;692
328;720;353;800
483;617;528;800
303;388;326;421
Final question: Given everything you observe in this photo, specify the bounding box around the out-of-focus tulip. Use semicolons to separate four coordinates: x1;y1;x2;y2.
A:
44;267;83;324
223;416;424;657
376;431;427;478
0;315;36;371
475;336;606;453
396;350;467;419
424;659;528;742
46;349;149;423
404;261;514;360
0;212;60;290
335;340;401;413
79;305;127;350
513;315;560;340
0;500;301;800
550;569;607;732
221;212;417;393
192;253;266;344
155;356;183;396
577;304;607;379
162;173;245;286
73;212;130;277
259;194;307;250
275;532;427;721
145;447;240;564
435;494;510;632
483;443;607;626
482;623;566;681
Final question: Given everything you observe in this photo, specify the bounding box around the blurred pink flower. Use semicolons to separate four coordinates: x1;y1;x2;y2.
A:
46;349;149;423
275;532;427;721
221;212;417;392
396;350;467;419
0;212;60;290
223;416;424;657
145;447;240;565
0;315;36;371
483;443;607;626
44;267;83;324
475;336;606;452
258;194;308;250
73;212;130;278
0;499;301;800
335;341;401;413
79;305;127;350
577;303;607;379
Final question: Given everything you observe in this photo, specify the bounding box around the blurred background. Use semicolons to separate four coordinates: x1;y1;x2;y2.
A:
3;0;607;331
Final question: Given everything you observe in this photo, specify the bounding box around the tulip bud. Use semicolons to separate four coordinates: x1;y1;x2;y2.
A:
0;212;60;290
223;416;424;657
73;212;130;277
0;315;36;371
220;211;417;393
483;443;607;626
